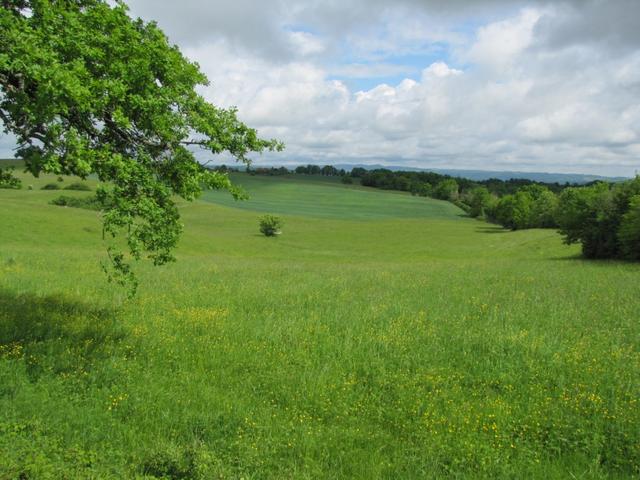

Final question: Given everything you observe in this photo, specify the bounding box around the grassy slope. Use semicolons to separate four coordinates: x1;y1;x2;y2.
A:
200;173;464;220
0;172;638;479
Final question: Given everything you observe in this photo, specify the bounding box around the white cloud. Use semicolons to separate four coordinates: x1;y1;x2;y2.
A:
467;9;541;69
2;0;640;176
288;31;326;56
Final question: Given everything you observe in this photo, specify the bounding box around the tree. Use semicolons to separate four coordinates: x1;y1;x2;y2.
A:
0;0;282;291
490;194;517;229
488;185;558;230
321;165;338;176
434;179;459;201
306;164;321;175
555;183;619;258
409;182;432;197
350;167;367;178
554;178;640;259
618;195;640;260
520;184;558;228
467;186;491;218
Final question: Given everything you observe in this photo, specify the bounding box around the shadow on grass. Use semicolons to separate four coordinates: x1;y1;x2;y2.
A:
547;254;586;262
476;226;509;234
547;254;640;266
0;289;126;381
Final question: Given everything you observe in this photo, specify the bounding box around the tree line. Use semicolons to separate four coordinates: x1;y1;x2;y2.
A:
226;164;640;261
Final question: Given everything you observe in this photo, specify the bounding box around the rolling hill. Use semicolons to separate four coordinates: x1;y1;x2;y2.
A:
0;170;638;479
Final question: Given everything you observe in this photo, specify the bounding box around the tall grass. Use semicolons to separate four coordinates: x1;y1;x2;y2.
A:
0;172;638;478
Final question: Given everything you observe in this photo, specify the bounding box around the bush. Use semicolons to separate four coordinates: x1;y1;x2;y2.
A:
0;167;22;189
259;215;283;237
49;195;109;211
41;183;61;190
64;182;92;191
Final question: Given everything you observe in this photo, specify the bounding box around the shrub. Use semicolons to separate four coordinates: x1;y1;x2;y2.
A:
0;167;22;189
64;182;92;191
41;183;61;190
49;195;110;211
259;215;283;237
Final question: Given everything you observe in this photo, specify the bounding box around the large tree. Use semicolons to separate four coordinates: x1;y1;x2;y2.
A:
0;0;282;290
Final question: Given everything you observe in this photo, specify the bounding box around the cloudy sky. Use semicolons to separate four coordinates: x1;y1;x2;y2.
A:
3;0;640;176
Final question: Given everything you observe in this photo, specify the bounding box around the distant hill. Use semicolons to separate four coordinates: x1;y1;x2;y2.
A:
5;157;629;184
0;158;25;168
331;164;629;184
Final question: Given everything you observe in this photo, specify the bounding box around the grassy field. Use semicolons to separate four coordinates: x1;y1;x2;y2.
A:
200;173;464;220
0;168;639;479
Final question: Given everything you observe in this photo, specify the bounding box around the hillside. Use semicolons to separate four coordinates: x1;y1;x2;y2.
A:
201;173;464;220
0;171;639;478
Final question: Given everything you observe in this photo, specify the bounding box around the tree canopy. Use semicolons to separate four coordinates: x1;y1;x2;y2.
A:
0;0;282;291
556;178;640;259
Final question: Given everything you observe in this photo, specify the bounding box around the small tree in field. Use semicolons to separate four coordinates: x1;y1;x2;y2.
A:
0;1;282;291
259;215;283;237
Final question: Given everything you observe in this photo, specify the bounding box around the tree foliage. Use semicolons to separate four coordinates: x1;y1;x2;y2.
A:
556;178;640;259
0;0;282;291
488;185;558;230
467;186;492;218
618;194;640;260
434;179;459;201
0;166;21;189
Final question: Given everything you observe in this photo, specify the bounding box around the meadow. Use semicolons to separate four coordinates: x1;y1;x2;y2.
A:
0;168;639;479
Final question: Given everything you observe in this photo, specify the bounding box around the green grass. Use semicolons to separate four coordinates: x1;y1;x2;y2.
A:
201;173;463;220
0;158;26;169
0;172;638;479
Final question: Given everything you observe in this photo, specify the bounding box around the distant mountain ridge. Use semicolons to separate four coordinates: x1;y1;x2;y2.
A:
2;158;630;184
329;164;630;184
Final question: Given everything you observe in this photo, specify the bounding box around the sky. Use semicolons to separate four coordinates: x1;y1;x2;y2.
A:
2;0;640;176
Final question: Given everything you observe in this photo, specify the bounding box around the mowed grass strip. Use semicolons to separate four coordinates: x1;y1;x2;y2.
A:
200;173;464;220
0;172;638;479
